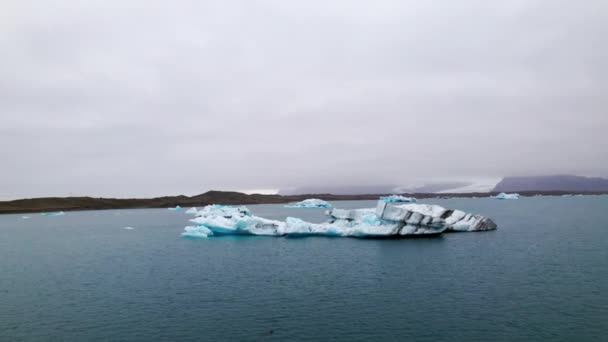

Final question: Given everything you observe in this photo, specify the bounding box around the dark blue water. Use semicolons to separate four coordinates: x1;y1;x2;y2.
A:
1;197;607;341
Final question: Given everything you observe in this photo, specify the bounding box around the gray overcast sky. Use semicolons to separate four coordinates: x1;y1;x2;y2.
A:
1;0;607;199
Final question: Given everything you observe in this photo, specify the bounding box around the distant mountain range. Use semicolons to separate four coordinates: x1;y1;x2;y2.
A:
2;175;607;214
493;175;608;192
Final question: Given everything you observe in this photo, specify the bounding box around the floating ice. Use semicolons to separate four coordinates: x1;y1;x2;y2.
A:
372;201;496;232
182;225;213;238
185;207;198;214
184;201;496;238
21;216;30;219
168;205;183;211
285;199;331;208
40;211;65;216
495;193;520;200
123;226;135;230
379;195;417;203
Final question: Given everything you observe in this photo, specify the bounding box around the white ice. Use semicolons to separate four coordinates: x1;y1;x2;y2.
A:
40;211;65;216
182;225;213;238
183;201;496;238
379;195;417;203
185;207;198;214
377;202;494;232
285;199;331;208
495;193;520;200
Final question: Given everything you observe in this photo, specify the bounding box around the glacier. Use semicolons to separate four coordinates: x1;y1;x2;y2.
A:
183;201;496;239
495;193;520;200
379;195;417;203
285;199;331;208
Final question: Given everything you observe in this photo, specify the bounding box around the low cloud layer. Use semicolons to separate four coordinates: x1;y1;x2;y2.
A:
1;0;607;199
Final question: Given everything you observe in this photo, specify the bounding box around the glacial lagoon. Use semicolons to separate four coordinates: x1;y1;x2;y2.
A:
1;196;607;341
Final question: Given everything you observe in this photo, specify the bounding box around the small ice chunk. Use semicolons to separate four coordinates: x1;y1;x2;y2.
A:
21;216;30;219
40;211;65;216
495;193;520;200
185;207;198;214
379;195;417;203
285;199;331;208
182;225;213;238
168;205;183;211
124;226;135;230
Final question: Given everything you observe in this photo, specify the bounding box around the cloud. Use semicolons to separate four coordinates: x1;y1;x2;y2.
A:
1;0;607;199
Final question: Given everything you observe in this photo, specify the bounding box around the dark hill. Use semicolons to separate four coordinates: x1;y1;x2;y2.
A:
0;191;383;214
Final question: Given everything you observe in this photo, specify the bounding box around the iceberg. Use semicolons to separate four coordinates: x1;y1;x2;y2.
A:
379;195;417;203
285;199;331;208
182;225;213;238
168;205;183;211
185;207;198;214
495;193;520;200
384;202;497;232
40;211;65;216
183;201;496;238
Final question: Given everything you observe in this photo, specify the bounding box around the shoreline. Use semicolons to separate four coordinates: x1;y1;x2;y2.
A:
1;190;607;215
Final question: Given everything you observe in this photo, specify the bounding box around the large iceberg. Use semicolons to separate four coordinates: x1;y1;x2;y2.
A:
379;195;417;203
182;201;496;239
495;193;520;200
285;199;331;208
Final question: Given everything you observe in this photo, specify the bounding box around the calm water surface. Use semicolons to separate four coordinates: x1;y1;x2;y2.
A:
1;197;607;341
